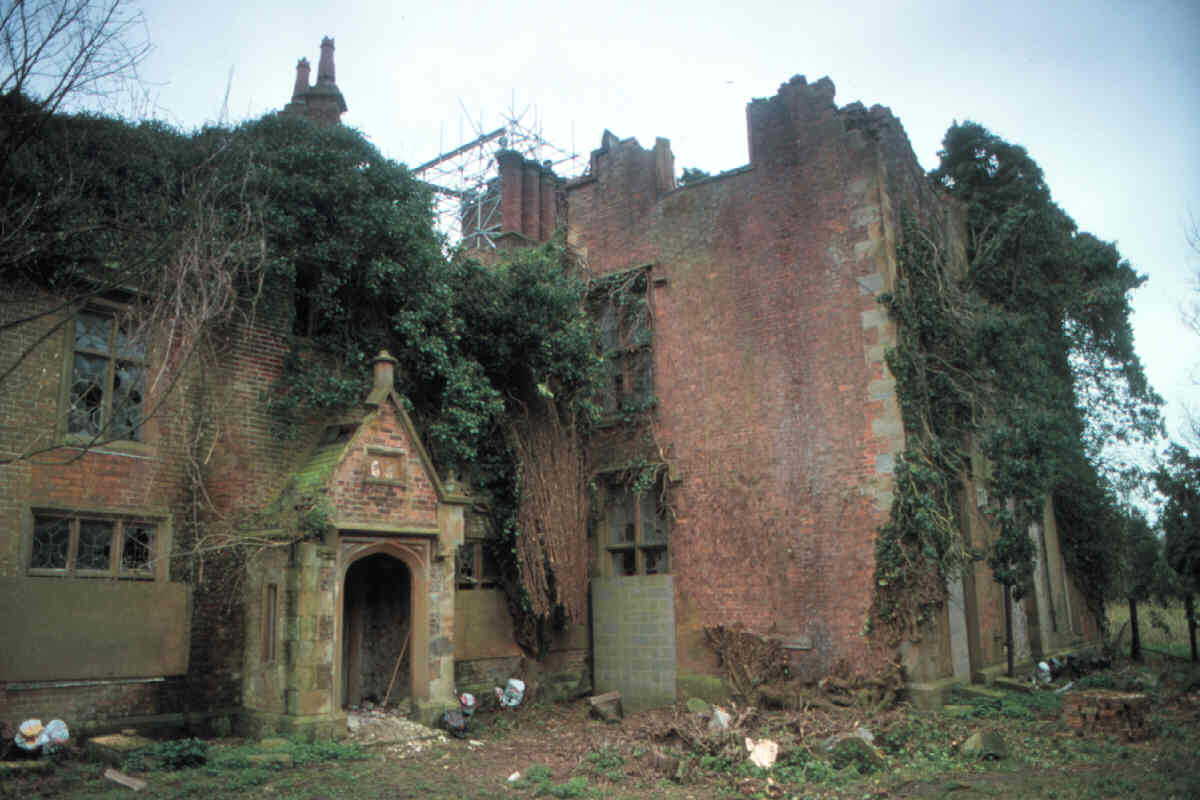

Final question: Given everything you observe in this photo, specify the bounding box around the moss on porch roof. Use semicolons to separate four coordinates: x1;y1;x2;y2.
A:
244;424;359;532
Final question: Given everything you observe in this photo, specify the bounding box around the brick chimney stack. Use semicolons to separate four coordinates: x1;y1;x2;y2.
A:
282;36;347;125
317;36;336;85
292;58;311;100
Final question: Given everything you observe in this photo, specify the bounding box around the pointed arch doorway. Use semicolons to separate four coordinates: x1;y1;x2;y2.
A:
338;537;431;710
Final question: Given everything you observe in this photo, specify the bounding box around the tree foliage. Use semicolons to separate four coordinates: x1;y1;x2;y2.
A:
873;121;1161;635
1157;444;1200;590
223;114;604;646
2;102;603;646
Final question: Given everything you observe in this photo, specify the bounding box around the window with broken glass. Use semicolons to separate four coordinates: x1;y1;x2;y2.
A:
29;515;156;578
65;307;146;441
591;270;653;418
603;479;669;577
456;539;500;589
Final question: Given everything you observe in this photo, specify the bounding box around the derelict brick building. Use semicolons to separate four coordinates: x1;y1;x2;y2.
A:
0;41;1098;735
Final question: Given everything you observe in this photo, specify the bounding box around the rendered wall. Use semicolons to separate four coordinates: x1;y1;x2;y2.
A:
0;578;191;680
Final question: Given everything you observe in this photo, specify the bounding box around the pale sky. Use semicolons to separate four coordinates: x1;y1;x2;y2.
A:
132;0;1200;446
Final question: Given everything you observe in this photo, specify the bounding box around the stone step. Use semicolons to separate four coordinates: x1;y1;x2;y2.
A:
951;685;1009;703
991;676;1035;694
85;733;157;767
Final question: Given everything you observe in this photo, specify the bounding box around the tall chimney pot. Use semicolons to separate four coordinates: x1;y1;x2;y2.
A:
292;57;311;100
372;350;397;395
317;36;336;85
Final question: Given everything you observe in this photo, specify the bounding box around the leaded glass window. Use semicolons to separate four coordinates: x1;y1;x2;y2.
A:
603;476;669;576
31;517;70;569
29;515;156;578
68;308;146;441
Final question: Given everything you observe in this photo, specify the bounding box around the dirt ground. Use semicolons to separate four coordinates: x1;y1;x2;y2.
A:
3;661;1200;799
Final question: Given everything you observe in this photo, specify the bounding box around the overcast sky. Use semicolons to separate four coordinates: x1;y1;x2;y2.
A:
133;0;1200;445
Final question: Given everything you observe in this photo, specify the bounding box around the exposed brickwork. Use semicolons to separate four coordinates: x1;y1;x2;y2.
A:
561;75;1101;689
454;656;523;694
0;283;316;726
1063;690;1150;741
567;77;921;681
328;403;439;530
1;678;187;724
281;38;347;125
493;150;559;243
2;61;1106;725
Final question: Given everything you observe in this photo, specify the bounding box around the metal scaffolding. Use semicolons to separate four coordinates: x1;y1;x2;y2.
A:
413;100;583;249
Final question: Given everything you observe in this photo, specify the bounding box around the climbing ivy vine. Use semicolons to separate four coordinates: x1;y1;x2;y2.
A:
872;122;1161;639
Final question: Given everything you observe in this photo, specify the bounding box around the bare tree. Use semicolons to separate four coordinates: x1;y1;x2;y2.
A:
1;0;150;270
1;0;150;167
0;1;267;465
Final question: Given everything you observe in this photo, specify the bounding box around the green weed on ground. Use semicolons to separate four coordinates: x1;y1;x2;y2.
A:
510;763;593;797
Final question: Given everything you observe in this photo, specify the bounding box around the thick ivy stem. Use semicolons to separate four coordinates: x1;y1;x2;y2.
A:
1128;597;1142;662
1187;594;1198;663
1004;584;1014;678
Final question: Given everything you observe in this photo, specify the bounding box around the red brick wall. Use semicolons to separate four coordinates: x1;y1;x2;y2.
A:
566;76;962;681
176;319;297;713
1;678;187;725
0;288;314;722
329;402;440;529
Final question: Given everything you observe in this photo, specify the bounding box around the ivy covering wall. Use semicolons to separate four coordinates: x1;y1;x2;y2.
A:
872;122;1161;638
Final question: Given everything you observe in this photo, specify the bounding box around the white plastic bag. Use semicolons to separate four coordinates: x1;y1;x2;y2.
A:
498;678;525;708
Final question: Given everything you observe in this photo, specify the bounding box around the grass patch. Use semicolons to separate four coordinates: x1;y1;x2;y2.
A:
945;687;1063;720
123;736;370;776
511;763;594;797
1106;600;1195;659
122;738;209;771
583;747;625;782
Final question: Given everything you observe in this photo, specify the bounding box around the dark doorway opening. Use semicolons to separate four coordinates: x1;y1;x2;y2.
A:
342;553;411;708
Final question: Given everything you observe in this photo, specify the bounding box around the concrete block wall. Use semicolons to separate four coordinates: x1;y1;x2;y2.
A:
592;575;676;711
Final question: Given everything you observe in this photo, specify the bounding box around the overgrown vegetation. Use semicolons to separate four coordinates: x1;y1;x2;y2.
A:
872;122;1161;638
225;117;613;649
1156;444;1200;660
1;91;617;645
6;663;1200;799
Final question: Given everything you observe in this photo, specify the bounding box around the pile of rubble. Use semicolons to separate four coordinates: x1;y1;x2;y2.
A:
345;703;450;754
1062;690;1151;742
